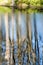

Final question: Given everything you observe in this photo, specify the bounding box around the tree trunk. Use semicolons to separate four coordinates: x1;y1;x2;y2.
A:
0;14;2;41
12;0;14;6
10;12;14;65
17;11;21;45
5;13;10;65
34;13;40;65
26;12;32;52
26;12;32;65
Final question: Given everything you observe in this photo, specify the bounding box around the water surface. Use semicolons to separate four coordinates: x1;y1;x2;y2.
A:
0;9;43;65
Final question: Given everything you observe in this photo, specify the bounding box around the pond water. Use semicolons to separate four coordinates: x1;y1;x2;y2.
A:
0;9;43;65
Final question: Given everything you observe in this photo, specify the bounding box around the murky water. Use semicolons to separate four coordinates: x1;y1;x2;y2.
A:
0;10;43;65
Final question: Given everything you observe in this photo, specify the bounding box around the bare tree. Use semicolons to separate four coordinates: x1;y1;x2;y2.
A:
16;11;21;65
5;13;10;65
34;13;40;65
0;14;2;42
17;11;21;45
26;12;32;65
10;11;14;65
12;0;15;6
42;46;43;65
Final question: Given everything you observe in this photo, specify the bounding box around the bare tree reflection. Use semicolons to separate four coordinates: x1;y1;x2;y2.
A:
0;14;2;42
34;13;40;65
5;13;10;65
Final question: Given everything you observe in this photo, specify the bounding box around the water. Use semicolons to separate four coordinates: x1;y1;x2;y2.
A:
0;9;43;65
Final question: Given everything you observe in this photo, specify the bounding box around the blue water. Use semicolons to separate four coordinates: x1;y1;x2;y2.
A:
0;12;43;65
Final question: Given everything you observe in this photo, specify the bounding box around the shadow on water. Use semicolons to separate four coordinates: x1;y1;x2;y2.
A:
0;7;43;65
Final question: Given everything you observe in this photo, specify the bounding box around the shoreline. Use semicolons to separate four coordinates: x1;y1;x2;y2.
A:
0;4;43;10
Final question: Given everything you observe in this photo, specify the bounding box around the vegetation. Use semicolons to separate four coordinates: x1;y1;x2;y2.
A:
0;6;11;13
0;0;43;6
30;0;40;6
15;0;43;6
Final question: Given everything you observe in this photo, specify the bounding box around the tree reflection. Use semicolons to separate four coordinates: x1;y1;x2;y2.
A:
5;13;10;65
34;13;40;65
1;11;43;65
